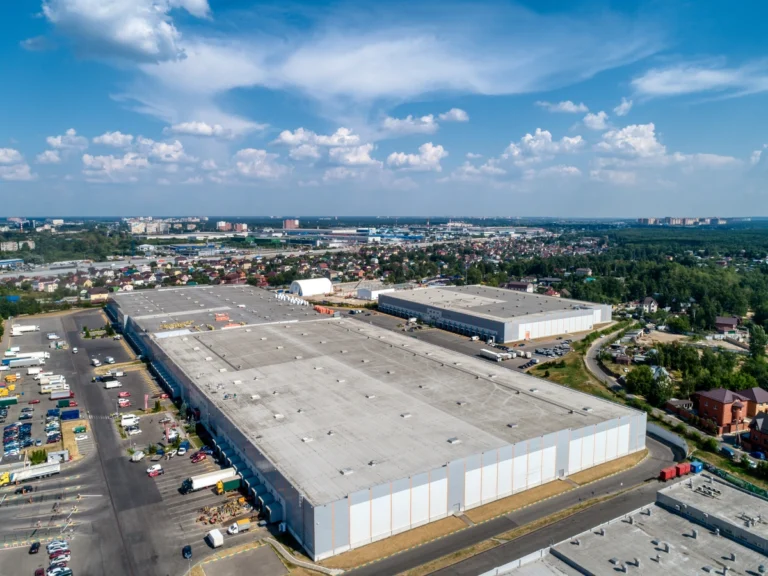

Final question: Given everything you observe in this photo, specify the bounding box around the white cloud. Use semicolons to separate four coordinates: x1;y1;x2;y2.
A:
322;167;358;181
382;114;438;135
182;176;203;185
535;100;589;113
438;108;469;122
448;160;506;180
329;143;380;166
273;127;361;148
136;137;196;163
583;111;609;131
82;152;150;182
0;148;24;164
42;0;210;63
233;149;288;179
201;159;218;171
632;59;768;98
466;152;482;159
36;150;61;164
596;123;665;158
93;131;134;147
504;128;584;164
751;150;763;166
538;165;582;177
157;177;171;185
613;97;633;116
165;121;242;139
387;142;448;172
289;144;321;161
46;128;88;150
590;169;637;185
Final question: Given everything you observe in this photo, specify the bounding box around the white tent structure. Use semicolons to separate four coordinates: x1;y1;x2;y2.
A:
289;278;333;297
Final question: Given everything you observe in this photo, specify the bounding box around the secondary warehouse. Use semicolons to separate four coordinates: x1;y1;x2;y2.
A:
107;286;644;561
378;285;612;343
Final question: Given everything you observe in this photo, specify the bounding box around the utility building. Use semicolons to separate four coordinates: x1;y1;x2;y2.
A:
378;285;612;343
107;286;643;561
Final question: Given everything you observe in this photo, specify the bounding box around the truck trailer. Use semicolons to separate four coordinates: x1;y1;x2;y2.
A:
8;357;44;369
10;325;40;336
103;380;122;389
479;349;512;362
50;390;75;401
215;477;242;495
0;462;61;486
181;468;237;494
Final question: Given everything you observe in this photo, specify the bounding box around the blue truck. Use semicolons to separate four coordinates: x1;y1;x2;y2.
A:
720;446;736;460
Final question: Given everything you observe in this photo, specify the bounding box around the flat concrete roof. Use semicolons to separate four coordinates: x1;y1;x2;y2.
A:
380;285;603;323
660;475;768;541
548;504;767;575
111;287;325;334
155;318;636;505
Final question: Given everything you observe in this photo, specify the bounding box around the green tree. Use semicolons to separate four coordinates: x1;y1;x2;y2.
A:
84;326;91;339
104;323;115;337
153;400;162;413
625;365;654;396
749;324;768;360
667;315;691;334
29;449;47;465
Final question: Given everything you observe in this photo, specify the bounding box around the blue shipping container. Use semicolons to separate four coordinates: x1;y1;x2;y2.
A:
47;409;60;417
60;409;80;421
690;461;703;474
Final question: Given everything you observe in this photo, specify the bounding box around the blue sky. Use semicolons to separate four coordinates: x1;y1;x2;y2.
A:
1;0;768;217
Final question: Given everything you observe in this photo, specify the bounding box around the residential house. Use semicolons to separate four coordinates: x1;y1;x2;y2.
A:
739;387;768;417
747;412;768;453
85;287;110;303
505;281;534;293
640;297;658;314
695;388;750;435
575;267;593;277
715;316;739;333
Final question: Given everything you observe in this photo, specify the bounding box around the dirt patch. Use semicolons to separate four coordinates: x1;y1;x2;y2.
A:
61;418;88;461
320;516;466;570
464;480;572;524
568;449;648;486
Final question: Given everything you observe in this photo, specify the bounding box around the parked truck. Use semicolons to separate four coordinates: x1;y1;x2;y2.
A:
9;357;44;369
108;370;125;378
61;409;80;421
39;375;65;386
0;396;18;408
0;463;61;486
57;399;77;408
206;529;224;548
227;519;251;535
104;380;122;389
27;367;42;376
2;351;50;365
215;477;242;495
10;325;40;336
181;468;237;494
50;390;74;401
41;384;69;394
479;349;512;362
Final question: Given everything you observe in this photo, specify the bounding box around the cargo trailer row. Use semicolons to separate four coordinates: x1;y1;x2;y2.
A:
659;461;702;481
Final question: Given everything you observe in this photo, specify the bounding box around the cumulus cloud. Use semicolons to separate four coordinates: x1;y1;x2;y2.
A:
387;142;448;172
613;97;633;116
538;165;582;177
93;131;134;147
0;149;24;164
136;137;196;163
273;127;361;147
233;149;289;179
329;143;380;166
583;111;609;131
535;100;588;113
46;128;88;150
288;144;321;161
438;108;469;122
201;159;218;170
466;152;482;159
164;121;246;139
382;114;438;135
182;176;203;185
36;150;61;164
322;166;358;181
41;0;210;63
596;123;666;158
82;152;149;182
590;168;637;185
504;128;584;164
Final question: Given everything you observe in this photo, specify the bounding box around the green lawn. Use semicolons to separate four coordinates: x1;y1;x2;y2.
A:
530;353;615;400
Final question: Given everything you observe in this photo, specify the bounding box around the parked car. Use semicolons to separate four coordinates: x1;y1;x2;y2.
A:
118;391;131;398
16;486;32;495
182;545;192;559
46;541;68;553
148;468;165;478
29;541;40;554
191;453;207;464
72;348;78;354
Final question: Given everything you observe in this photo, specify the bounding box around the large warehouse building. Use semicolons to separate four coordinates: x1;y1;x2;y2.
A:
378;285;612;343
107;286;643;561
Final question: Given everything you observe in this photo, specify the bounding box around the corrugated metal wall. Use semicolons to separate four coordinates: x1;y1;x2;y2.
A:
314;413;647;560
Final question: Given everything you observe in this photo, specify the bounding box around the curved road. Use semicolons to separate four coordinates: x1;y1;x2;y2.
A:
348;437;677;576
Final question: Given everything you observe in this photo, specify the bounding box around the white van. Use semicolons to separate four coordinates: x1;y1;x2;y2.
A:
104;380;122;389
91;358;101;367
120;415;139;428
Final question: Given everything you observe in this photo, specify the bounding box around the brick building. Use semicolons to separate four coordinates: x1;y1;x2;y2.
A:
694;388;749;435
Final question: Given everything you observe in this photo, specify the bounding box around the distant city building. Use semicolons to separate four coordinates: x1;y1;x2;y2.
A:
129;222;146;234
0;241;34;251
283;219;300;230
233;223;248;232
575;267;592;277
216;221;232;231
51;219;64;226
637;217;657;225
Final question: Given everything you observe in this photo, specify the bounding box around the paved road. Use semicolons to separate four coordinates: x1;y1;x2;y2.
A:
347;438;676;576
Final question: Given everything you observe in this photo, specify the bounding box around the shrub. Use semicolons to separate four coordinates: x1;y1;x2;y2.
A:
702;437;719;452
29;449;47;465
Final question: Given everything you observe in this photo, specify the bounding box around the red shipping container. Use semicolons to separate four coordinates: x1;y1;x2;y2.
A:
659;466;677;481
675;463;691;477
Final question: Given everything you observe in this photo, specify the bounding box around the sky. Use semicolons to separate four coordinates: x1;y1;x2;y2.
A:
1;0;768;217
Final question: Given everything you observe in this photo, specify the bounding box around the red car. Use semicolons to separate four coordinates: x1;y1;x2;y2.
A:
67;401;78;407
191;453;206;464
49;549;70;560
148;469;165;478
154;393;169;399
28;399;40;405
118;391;131;398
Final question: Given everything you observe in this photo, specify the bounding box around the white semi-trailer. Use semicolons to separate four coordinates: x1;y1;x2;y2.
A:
181;468;237;494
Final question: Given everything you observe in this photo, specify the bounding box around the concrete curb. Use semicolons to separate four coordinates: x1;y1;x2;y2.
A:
265;537;345;575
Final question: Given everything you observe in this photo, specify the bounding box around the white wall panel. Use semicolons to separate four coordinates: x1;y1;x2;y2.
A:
464;466;481;509
568;436;582;474
429;474;448;520
606;425;619;461
618;423;630;456
371;491;391;540
411;481;429;526
481;461;497;503
513;451;527;492
498;455;513;496
541;446;556;483
350;496;371;546
581;431;595;469
391;487;410;533
527;449;542;487
594;429;607;464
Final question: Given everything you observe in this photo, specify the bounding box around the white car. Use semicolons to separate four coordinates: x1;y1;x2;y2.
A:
46;541;68;552
177;447;187;456
72;348;78;354
127;428;142;436
105;356;115;364
49;553;71;563
75;434;88;441
146;464;162;475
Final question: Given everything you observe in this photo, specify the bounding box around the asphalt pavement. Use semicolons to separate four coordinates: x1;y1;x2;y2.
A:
347;437;677;576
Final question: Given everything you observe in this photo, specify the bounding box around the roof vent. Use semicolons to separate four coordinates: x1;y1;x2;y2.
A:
273;413;284;420
401;413;412;419
340;350;348;354
583;407;593;412
301;437;313;443
447;437;461;445
419;385;428;389
387;370;395;374
218;368;227;373
340;468;354;476
297;408;304;413
327;430;335;436
233;380;242;385
457;401;467;406
193;346;200;351
366;394;376;399
205;356;212;361
507;423;519;429
368;460;377;467
337;379;346;383
314;366;323;371
276;346;283;349
250;394;260;400
272;391;279;396
260;337;267;341
295;356;303;360
529;388;538;393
